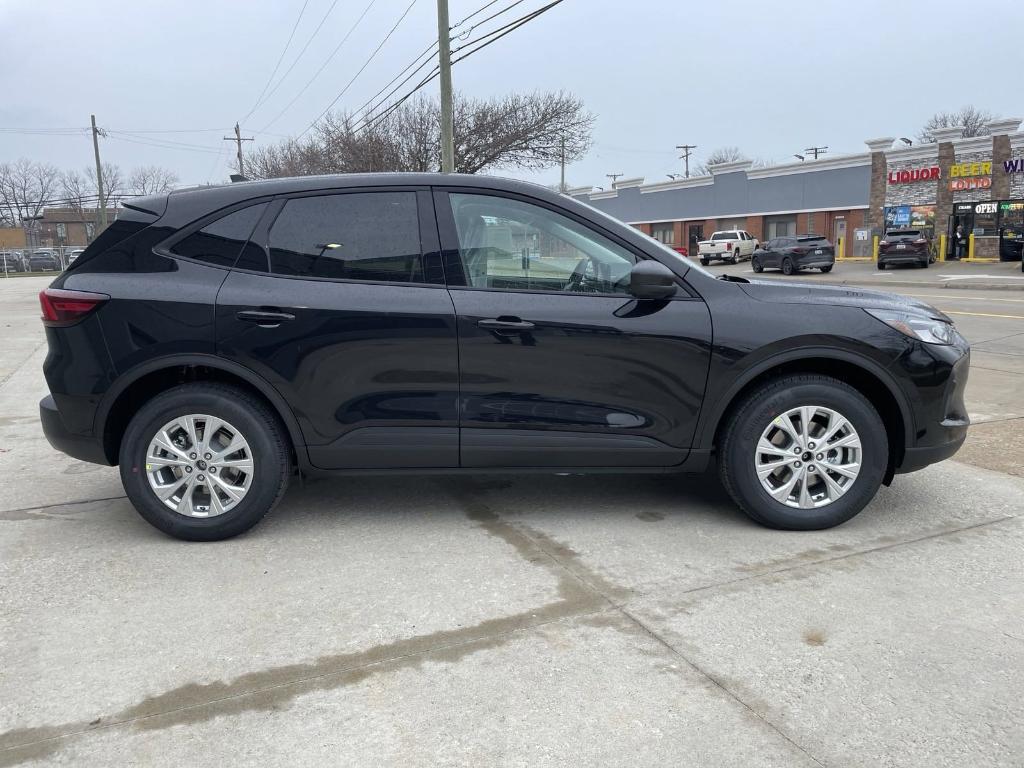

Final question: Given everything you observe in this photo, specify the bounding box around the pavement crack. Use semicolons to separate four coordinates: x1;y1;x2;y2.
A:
0;341;45;389
0;495;127;521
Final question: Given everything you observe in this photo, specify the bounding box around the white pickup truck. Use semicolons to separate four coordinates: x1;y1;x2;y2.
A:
697;230;759;265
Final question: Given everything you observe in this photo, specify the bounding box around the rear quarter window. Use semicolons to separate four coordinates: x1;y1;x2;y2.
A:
170;203;268;268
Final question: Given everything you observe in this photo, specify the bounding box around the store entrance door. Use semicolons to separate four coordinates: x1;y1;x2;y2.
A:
947;211;973;260
833;218;847;258
687;224;703;258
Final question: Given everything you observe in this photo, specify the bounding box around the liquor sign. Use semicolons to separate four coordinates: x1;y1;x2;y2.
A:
949;177;992;191
948;160;992;191
888;166;940;184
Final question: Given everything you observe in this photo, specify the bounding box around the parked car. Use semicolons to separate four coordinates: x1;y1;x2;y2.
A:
29;250;59;272
697;230;759;265
752;235;836;275
67;249;86;264
39;174;970;541
0;251;24;273
878;230;932;269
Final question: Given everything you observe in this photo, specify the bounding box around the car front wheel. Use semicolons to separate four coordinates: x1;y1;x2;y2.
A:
718;374;888;530
751;256;764;273
119;383;290;541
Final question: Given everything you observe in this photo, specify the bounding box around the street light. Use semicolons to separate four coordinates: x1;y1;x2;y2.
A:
899;137;913;146
666;173;682;180
793;154;805;161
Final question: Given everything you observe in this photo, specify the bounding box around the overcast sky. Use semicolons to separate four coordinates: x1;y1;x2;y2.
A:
2;0;1021;192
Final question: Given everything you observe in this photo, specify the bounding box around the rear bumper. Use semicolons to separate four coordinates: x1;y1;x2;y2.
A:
879;251;927;264
40;394;110;465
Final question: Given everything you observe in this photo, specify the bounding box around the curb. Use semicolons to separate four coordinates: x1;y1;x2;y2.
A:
823;279;1024;292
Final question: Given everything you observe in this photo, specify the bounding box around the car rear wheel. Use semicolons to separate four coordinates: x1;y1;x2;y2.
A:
820;265;833;273
877;262;885;270
119;383;290;541
718;374;888;530
700;258;710;266
781;257;795;275
920;259;929;268
727;255;737;264
751;256;763;273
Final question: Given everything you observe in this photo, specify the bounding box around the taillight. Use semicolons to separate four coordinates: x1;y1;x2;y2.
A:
726;242;733;250
39;288;108;327
791;247;808;255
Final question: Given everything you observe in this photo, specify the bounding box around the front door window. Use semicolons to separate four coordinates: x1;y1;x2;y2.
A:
448;193;636;294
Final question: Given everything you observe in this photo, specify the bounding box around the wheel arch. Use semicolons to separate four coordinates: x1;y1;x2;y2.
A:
702;349;913;479
96;354;306;467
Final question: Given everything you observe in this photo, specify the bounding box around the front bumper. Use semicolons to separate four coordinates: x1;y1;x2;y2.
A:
40;394;109;465
894;347;970;474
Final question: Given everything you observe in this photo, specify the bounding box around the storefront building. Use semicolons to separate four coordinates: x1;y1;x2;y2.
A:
873;119;1024;260
570;117;1024;262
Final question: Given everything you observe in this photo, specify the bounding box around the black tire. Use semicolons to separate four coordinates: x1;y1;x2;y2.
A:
119;383;290;541
751;256;764;273
920;259;929;268
877;261;886;270
700;258;710;266
727;255;737;264
820;265;833;273
718;374;888;530
781;257;795;275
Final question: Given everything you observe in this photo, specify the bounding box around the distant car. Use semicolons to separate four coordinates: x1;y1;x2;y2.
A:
0;251;24;273
697;230;759;265
878;230;932;270
67;249;86;264
752;235;836;275
29;251;59;272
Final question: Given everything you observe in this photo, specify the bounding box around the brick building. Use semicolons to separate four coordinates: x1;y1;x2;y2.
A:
570;117;1024;262
30;207;118;248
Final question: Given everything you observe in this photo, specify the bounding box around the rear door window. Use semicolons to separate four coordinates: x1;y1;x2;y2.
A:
267;192;423;283
171;203;268;268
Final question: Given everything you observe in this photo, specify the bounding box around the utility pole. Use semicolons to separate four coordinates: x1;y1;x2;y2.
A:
606;173;623;187
804;145;828;160
676;144;697;178
437;0;455;173
559;135;566;192
223;123;254;177
90;115;107;228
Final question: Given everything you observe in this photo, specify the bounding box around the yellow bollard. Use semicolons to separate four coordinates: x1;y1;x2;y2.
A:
836;236;843;259
872;235;879;261
968;233;976;261
938;233;947;262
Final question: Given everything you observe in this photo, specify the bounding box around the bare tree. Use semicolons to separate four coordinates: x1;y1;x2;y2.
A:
128;166;180;195
248;91;594;179
0;158;60;226
99;162;123;204
694;146;747;175
60;169;93;212
918;106;994;143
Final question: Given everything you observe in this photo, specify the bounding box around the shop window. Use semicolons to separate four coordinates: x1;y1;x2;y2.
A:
650;223;675;244
972;203;998;237
805;213;816;234
718;218;746;231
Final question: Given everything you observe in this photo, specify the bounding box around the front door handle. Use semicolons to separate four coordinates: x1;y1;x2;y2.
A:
477;317;535;332
237;309;296;327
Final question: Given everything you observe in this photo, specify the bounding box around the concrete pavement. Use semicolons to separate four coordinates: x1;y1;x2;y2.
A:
2;274;1023;767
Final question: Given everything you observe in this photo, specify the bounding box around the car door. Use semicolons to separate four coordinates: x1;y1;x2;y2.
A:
763;239;779;268
215;188;460;470
434;189;713;468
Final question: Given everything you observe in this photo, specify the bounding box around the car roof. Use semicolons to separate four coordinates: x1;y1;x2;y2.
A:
144;173;591;229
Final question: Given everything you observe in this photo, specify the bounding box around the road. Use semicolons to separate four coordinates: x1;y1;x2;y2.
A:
1;274;1023;767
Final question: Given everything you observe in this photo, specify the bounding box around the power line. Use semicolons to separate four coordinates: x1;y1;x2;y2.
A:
258;0;378;133
350;40;438;130
359;1;564;135
246;0;342;122
296;0;420;139
105;133;223;155
450;0;527;41
450;0;502;27
238;0;311;125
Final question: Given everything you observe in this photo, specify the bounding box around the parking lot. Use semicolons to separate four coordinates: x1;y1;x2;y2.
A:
2;272;1023;766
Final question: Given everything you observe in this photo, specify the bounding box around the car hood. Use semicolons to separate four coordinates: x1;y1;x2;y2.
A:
738;279;951;322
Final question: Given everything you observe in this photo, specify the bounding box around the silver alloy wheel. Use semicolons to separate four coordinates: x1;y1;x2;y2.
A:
144;414;254;518
754;405;862;509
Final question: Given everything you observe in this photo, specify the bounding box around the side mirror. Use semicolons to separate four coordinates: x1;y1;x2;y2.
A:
629;260;677;300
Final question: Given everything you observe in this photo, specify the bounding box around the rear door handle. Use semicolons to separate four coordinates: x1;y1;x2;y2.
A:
237;309;296;327
477;317;535;332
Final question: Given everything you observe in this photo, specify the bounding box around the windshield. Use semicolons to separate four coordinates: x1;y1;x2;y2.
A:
567;194;715;279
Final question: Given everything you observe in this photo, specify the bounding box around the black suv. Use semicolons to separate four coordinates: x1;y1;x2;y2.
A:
752;235;835;275
878;230;933;269
40;174;970;541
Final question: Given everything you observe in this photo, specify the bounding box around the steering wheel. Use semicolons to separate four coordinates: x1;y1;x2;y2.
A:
564;256;597;292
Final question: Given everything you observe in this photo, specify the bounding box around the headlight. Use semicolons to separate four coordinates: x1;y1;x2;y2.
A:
864;308;958;345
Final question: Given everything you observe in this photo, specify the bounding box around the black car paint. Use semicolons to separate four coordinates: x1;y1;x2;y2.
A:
754;237;836;272
41;173;969;478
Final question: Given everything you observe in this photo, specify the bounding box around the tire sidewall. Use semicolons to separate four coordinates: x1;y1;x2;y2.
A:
726;382;887;530
119;386;287;541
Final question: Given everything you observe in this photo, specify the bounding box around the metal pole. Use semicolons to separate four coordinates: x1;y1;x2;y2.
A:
91;115;107;228
235;123;244;177
437;0;454;173
560;136;565;192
